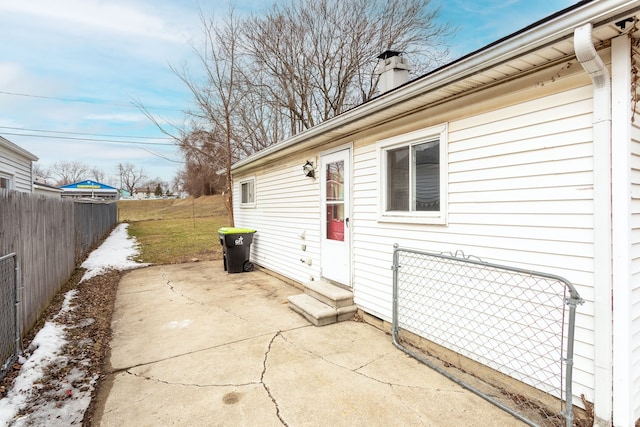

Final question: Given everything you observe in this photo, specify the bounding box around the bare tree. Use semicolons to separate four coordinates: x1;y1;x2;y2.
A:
32;163;51;183
139;0;453;218
169;7;253;225
172;174;185;196
49;160;90;186
243;0;452;134
89;166;108;185
117;163;147;196
175;128;226;197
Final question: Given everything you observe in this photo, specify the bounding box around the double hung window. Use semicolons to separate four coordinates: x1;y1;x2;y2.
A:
239;177;255;207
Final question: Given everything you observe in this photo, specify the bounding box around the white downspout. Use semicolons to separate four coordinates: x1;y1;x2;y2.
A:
574;23;613;426
610;33;633;427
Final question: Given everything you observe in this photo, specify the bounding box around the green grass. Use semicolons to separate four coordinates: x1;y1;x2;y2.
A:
118;196;231;264
118;195;229;221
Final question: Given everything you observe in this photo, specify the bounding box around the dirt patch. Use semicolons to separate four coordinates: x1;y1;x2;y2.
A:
75;271;121;426
0;268;122;426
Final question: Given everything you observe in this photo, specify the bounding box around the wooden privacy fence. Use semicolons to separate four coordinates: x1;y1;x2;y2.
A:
0;190;117;335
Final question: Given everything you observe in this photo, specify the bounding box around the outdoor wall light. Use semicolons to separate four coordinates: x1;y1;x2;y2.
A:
303;160;315;178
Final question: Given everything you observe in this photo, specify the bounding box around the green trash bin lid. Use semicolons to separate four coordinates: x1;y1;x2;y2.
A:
218;227;256;234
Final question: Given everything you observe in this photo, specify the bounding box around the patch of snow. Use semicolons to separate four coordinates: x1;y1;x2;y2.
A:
0;222;148;426
80;223;149;282
0;322;66;425
54;289;77;320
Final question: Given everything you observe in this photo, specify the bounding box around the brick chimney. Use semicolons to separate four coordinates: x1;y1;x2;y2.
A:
376;50;410;94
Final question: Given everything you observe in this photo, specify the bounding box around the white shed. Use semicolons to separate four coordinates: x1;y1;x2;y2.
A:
231;1;640;425
0;135;38;193
33;179;64;198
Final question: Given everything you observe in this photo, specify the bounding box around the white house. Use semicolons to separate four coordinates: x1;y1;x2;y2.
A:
231;1;640;425
0;135;38;193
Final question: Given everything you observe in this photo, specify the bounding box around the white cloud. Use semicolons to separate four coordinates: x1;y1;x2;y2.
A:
1;0;577;188
0;63;69;103
0;119;20;127
84;113;147;123
0;0;191;44
0;1;199;185
0;63;22;88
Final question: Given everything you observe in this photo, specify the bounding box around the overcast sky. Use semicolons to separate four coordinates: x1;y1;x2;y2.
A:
0;0;577;188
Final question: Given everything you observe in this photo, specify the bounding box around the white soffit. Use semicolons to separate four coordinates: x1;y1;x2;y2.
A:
232;1;640;172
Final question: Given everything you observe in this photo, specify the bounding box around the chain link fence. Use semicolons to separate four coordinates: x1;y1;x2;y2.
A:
0;253;19;381
391;245;583;427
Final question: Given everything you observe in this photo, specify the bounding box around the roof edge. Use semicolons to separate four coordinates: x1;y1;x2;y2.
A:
232;0;639;172
0;135;39;161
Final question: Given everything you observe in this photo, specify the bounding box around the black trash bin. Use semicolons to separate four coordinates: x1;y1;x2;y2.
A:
218;227;256;273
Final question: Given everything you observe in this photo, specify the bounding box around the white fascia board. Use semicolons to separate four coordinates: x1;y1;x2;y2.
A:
231;0;640;173
0;136;39;161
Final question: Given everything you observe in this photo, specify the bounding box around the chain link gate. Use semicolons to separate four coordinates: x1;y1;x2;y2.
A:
0;253;19;381
391;245;583;427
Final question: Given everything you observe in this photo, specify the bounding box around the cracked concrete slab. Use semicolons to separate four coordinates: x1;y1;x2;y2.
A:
93;261;525;426
97;374;282;427
127;333;277;387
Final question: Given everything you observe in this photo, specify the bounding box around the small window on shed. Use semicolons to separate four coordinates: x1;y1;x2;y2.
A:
0;173;12;190
240;177;255;207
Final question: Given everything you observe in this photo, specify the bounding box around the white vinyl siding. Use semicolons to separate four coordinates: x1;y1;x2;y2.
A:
0;143;34;193
235;83;599;407
631;101;640;422
233;158;321;284
352;85;595;399
230;14;640;421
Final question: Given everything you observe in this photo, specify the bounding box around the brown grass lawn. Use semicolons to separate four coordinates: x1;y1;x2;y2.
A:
118;195;231;264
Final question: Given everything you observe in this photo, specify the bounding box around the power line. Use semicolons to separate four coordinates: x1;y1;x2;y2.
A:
0;131;176;146
0;90;187;112
0;125;173;140
140;146;186;164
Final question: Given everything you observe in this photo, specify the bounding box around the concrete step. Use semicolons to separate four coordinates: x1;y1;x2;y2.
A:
336;304;358;322
305;280;353;309
288;294;337;326
288;283;357;327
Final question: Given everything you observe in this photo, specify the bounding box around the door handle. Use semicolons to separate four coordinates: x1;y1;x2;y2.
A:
345;217;350;228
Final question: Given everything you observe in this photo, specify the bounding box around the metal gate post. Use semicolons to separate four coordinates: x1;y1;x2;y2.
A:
391;244;400;344
14;255;20;355
564;292;584;427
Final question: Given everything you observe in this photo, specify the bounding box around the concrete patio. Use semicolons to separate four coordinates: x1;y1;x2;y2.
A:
92;261;524;426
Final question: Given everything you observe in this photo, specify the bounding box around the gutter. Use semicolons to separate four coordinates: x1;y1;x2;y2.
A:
232;0;639;172
574;23;613;426
0;136;38;162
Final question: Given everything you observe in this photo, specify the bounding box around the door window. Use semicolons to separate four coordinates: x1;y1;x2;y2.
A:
325;160;344;241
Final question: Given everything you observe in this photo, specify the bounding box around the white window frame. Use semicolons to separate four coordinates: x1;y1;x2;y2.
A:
0;171;14;190
239;176;256;208
377;123;448;225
